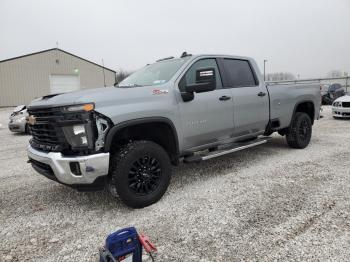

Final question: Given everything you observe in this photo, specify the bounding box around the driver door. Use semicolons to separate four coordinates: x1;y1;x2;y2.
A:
177;58;234;150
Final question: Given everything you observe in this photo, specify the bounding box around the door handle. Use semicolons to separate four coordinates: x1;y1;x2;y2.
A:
257;92;266;97
219;95;231;101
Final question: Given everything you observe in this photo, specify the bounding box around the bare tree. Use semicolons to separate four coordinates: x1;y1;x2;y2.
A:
266;72;296;81
327;70;343;78
115;69;132;83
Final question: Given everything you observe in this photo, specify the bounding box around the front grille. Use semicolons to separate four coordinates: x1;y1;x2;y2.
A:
342;102;350;108
28;107;68;152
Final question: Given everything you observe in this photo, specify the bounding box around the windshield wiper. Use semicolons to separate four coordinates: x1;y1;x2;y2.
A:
116;84;144;88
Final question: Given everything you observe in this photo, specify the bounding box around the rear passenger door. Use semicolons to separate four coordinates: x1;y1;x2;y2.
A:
219;58;269;136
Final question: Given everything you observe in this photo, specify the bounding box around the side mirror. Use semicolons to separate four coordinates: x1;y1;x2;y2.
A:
185;67;216;93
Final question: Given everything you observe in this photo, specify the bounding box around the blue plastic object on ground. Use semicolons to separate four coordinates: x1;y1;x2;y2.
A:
100;227;142;262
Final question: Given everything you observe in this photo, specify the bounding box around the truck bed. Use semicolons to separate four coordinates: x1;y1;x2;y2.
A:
267;83;321;128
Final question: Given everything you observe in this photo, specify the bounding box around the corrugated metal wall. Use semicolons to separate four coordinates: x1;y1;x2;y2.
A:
0;49;116;106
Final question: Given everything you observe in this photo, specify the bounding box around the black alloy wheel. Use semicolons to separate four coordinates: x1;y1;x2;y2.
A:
109;140;171;208
298;118;311;143
128;155;162;195
286;112;312;149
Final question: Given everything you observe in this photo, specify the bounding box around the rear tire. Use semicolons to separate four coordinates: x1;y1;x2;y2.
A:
109;140;171;208
286;112;312;149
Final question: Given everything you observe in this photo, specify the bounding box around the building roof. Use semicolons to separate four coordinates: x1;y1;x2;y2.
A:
0;48;116;73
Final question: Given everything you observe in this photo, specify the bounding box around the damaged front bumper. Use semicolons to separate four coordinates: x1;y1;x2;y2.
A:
27;145;110;188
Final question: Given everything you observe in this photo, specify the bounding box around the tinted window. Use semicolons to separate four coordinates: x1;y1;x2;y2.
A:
222;59;257;87
179;58;222;91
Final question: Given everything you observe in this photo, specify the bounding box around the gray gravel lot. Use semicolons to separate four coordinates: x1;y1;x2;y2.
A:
1;106;350;261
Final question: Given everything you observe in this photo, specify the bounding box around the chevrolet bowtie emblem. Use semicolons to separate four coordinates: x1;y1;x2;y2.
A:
27;115;37;126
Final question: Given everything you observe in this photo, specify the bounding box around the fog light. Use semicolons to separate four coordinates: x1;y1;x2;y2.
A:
70;162;82;176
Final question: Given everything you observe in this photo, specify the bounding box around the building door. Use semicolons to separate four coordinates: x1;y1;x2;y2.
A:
50;75;80;94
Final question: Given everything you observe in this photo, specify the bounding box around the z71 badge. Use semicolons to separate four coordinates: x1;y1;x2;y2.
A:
152;89;169;95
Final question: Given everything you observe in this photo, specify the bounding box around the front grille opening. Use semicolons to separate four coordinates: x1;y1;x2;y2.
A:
70;162;82;176
28;106;95;155
342;102;350;108
28;107;66;152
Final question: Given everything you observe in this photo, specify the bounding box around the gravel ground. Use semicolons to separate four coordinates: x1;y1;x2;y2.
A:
1;106;350;261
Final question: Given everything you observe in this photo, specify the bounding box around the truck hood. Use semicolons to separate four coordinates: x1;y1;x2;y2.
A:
28;85;171;113
29;87;119;108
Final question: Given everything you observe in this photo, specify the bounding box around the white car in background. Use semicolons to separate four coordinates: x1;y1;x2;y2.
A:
332;95;350;118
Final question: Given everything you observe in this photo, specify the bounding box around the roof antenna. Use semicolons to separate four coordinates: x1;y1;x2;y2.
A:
180;51;192;58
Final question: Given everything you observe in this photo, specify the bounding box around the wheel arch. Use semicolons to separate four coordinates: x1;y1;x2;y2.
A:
104;117;180;165
292;100;315;125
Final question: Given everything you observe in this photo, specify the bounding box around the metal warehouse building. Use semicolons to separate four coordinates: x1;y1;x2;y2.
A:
0;48;116;107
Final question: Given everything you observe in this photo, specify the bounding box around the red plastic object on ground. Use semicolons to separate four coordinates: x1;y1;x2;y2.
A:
138;233;157;253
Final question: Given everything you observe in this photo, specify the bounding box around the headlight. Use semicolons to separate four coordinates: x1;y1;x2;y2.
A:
64;103;94;112
61;103;95;150
73;125;86;135
62;123;94;149
333;101;342;107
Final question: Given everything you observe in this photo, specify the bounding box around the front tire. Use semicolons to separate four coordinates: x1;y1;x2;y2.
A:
109;140;171;208
286;112;312;149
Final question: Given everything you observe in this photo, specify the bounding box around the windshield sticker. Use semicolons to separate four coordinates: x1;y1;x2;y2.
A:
152;89;169;95
153;80;166;85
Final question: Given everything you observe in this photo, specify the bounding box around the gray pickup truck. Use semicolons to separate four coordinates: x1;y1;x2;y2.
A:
27;53;321;208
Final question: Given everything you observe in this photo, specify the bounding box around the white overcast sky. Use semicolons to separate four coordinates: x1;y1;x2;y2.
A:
0;0;349;78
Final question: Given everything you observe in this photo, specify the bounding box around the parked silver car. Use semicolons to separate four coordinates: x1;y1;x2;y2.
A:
8;105;29;133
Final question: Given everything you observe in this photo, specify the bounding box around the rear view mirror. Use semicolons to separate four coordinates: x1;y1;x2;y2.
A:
185;67;216;93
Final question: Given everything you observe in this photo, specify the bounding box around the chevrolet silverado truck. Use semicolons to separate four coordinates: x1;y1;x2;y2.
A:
27;53;321;208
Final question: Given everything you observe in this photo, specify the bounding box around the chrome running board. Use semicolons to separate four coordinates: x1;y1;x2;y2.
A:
183;137;269;163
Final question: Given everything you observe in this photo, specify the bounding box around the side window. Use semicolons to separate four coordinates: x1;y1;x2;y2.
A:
222;59;257;87
179;58;222;92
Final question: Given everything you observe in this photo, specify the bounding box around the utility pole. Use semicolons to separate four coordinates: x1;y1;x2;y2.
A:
263;59;267;81
102;58;106;87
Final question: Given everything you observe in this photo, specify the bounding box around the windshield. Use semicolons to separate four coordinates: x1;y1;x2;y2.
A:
118;58;189;87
